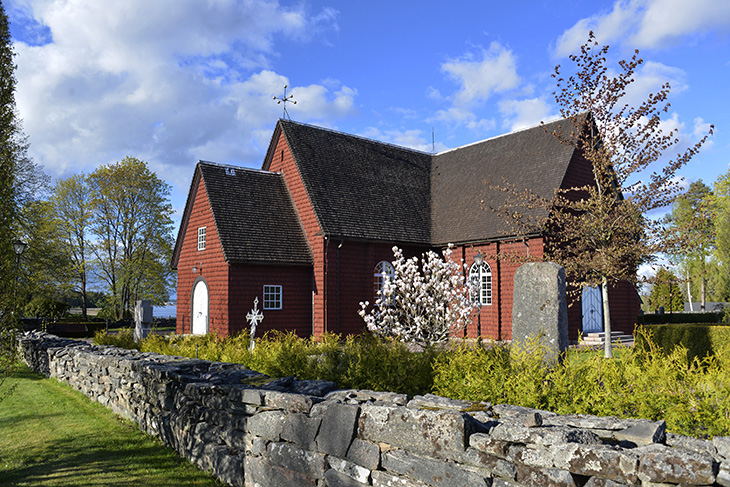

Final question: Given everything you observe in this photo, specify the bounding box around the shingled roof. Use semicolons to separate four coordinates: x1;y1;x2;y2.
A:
273;120;433;244
173;162;312;266
431;117;578;245
174;116;584;267
269;117;579;246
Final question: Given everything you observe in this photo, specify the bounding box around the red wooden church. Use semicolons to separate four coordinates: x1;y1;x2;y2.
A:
172;117;640;341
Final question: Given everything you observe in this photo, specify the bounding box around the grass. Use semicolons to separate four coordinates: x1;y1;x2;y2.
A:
0;364;221;487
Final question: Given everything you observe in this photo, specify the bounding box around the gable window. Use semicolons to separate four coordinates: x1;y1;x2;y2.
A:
197;227;206;251
469;261;492;306
263;285;282;310
374;261;395;297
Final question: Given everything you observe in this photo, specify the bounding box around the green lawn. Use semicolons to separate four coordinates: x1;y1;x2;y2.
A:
0;365;221;487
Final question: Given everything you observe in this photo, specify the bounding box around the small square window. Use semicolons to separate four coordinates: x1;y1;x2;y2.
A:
263;285;282;310
197;227;206;251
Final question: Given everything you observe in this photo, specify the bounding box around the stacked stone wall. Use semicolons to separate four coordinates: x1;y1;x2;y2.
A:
18;332;730;487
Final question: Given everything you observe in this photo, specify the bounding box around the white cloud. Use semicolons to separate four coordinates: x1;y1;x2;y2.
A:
498;98;558;132
433;107;496;134
10;0;347;195
359;127;439;153
554;0;730;56
441;42;520;107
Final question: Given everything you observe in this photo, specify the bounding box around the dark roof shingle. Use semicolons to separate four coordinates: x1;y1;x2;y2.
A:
278;120;433;244
199;162;312;264
430;118;578;245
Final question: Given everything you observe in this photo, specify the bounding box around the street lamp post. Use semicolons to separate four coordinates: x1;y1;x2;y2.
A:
12;239;27;321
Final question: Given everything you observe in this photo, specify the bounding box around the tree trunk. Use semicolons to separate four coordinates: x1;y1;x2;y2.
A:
687;276;693;312
701;275;706;312
602;276;613;359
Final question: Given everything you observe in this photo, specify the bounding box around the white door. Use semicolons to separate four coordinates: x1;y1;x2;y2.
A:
192;280;209;335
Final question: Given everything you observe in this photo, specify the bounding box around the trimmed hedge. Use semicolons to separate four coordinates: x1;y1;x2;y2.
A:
636;324;730;361
637;312;724;325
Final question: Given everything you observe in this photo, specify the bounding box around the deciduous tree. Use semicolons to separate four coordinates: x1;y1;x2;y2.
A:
493;32;712;357
88;157;175;319
664;181;715;311
51;175;93;318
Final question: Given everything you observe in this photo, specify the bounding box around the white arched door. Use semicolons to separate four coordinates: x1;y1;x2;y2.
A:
192;279;209;335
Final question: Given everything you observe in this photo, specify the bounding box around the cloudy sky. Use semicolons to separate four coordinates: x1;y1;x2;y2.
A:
6;0;730;227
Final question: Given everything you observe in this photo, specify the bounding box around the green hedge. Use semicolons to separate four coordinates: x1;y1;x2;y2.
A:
637;312;724;325
636;324;730;361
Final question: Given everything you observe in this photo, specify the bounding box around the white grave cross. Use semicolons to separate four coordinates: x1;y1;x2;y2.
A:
246;297;264;351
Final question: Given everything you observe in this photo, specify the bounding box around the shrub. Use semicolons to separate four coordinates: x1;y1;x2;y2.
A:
635;324;730;361
94;328;137;350
638;312;723;325
24;297;70;322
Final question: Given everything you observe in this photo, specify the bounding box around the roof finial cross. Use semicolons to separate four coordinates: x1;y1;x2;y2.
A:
273;84;296;120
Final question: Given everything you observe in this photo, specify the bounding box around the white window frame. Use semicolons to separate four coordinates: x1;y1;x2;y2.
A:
197;227;206;251
263;285;282;310
469;262;493;306
374;261;395;297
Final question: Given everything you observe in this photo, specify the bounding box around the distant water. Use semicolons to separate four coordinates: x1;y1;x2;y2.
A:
153;305;176;318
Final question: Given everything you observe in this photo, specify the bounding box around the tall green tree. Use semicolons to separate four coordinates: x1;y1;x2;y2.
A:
649;268;684;312
664;181;715;311
712;170;730;300
0;0;39;398
88;157;175;319
494;32;712;357
50;175;93;318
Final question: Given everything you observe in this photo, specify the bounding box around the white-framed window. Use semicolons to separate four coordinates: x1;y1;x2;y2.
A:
469;262;492;306
263;285;282;310
374;261;395;296
197;227;206;251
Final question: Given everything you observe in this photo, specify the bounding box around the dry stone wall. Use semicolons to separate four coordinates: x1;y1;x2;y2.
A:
17;331;730;487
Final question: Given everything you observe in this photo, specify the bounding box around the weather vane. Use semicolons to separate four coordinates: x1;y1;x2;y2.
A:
273;85;296;120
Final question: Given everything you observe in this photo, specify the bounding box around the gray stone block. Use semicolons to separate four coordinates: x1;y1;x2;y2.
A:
314;403;359;457
346;438;381;470
461;448;517;480
582;478;631;487
511;262;568;362
382;449;489;487
514;463;577;487
407;394;473;411
506;444;555;469
266;442;327;479
490;423;601;446
327;456;371;484
371;470;430;487
715;436;730;460
244;456;317;487
613;420;666;447
280;412;321;449
246;410;286;441
552;443;639;484
324;469;369;487
263;390;314;413
717;461;730;487
359;405;471;456
636;443;718;485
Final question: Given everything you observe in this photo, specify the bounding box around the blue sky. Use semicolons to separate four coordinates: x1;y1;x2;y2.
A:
6;0;730;235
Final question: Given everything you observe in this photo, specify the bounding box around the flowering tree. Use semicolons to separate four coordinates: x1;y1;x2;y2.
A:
359;246;477;346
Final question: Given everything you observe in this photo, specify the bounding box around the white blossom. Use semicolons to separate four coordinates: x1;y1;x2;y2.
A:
359;245;478;345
